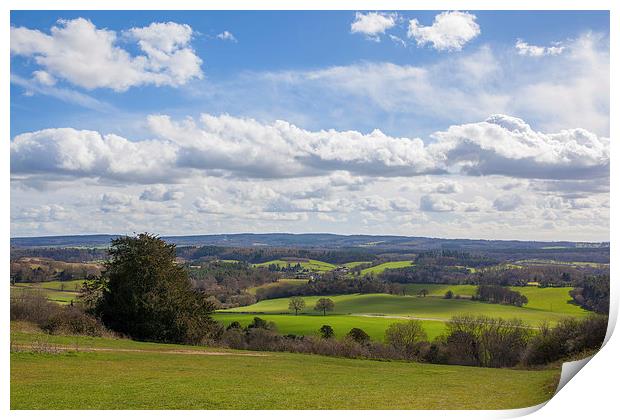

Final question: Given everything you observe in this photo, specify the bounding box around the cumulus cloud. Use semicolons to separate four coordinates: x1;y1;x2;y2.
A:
493;194;523;211
351;12;397;41
194;197;223;214
425;180;462;194
430;114;609;180
10;18;202;91
515;39;565;57
216;31;237;42
407;11;480;51
420;195;459;212
140;185;184;201
10;113;609;185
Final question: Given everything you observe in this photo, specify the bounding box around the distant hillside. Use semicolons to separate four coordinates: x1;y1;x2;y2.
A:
11;232;608;251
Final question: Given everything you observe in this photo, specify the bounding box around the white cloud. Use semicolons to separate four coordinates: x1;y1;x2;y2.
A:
493;194;523;211
420;195;459;212
515;39;565;57
351;12;397;41
194;197;223;214
430;114;609;179
425;180;462;194
407;11;480;51
32;70;56;86
11;113;609;185
10;18;202;91
140;185;184;201
216;31;237;42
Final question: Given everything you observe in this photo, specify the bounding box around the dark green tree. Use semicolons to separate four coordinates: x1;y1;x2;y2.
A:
319;324;335;339
86;233;216;344
346;327;370;343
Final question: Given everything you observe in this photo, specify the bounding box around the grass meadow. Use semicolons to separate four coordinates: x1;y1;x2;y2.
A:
10;323;559;410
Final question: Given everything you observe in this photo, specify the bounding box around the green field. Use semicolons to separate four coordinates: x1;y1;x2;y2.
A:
11;280;84;304
10;324;559;409
246;279;309;295
254;259;336;272
404;284;478;297
342;261;373;269
360;261;414;275
214;313;448;341
224;290;589;325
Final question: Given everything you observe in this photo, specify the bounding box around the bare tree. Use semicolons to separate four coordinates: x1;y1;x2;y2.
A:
314;298;335;316
288;297;306;315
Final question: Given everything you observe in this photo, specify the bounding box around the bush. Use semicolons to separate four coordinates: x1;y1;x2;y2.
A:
444;290;454;299
319;325;335;339
523;316;607;366
346;328;370;344
40;307;108;336
443;315;531;367
10;289;60;325
385;320;428;359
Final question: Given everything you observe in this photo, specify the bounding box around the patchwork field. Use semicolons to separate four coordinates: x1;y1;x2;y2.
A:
11;280;84;304
221;286;589;341
10;324;559;409
254;259;336;272
360;261;414;275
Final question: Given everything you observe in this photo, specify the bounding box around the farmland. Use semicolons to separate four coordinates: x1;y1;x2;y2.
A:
219;285;590;341
10;323;559;410
360;261;414;275
10;280;84;304
254;259;336;272
214;313;448;341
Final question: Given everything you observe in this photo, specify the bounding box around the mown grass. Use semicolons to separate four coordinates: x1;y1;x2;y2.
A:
342;261;373;269
10;324;559;409
11;282;81;305
224;292;589;325
254;259;336;272
214;313;448;341
360;261;414;275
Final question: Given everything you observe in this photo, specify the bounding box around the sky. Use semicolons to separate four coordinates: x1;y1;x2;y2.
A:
9;10;610;241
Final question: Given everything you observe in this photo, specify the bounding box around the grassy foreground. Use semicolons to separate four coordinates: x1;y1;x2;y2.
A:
10;325;559;409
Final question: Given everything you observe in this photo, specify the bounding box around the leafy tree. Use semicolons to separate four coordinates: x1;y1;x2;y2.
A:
347;327;370;343
444;290;453;299
227;321;243;330
314;298;335;315
85;233;216;344
417;289;428;298
385;320;428;359
288;296;306;315
319;324;335;339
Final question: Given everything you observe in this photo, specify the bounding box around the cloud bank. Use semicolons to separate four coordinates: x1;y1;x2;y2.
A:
11;113;608;185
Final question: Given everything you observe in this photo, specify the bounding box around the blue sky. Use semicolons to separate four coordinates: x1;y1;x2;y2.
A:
10;10;610;240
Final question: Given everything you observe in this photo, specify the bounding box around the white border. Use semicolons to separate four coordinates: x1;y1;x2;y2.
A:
2;1;616;419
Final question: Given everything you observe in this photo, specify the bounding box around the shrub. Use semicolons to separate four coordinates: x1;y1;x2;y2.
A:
10;289;60;325
319;324;335;339
346;328;370;344
444;290;454;299
40;307;108;336
523;316;607;366
385;320;428;359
